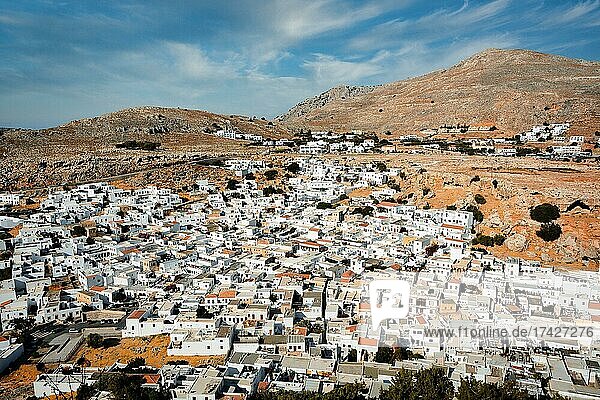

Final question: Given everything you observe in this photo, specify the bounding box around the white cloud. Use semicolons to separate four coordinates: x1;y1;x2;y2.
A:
303;53;385;85
556;0;599;23
348;0;511;51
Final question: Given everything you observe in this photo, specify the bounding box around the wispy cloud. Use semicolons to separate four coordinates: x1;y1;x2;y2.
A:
303;52;386;85
0;0;598;128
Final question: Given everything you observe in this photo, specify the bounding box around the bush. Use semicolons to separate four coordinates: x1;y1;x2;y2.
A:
87;333;104;349
263;186;284;196
566;200;590;212
375;162;388;172
474;194;486;205
536;222;562;242
226;179;239;190
493;234;506;246
352;206;374;217
464;205;483;223
472;234;494;247
115;141;160;151
126;357;146;369
470;175;480;184
264;169;278;180
530;203;560;223
286;162;300;174
316;202;333;210
71;225;87;237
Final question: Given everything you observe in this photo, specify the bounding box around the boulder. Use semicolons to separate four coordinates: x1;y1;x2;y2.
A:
506;233;528;252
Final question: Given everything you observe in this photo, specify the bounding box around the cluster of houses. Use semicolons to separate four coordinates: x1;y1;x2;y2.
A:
1;158;600;399
212;128;294;147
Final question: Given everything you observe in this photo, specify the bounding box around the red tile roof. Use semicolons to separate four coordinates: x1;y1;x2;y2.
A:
377;201;398;208
358;337;378;346
127;310;146;320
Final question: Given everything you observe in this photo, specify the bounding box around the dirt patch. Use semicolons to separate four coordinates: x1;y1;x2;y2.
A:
71;335;224;368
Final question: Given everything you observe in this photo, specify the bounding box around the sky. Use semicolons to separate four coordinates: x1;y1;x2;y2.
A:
1;0;599;129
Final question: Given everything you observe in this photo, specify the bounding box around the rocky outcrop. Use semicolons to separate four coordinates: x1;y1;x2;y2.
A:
505;233;528;252
277;85;377;122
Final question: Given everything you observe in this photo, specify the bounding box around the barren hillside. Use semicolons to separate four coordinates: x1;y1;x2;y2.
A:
278;49;600;136
0;106;288;191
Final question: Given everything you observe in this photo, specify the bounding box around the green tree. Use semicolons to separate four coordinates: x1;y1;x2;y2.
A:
127;357;146;369
380;368;454;400
226;179;239;190
536;222;562;242
76;383;95;400
375;346;394;364
493;234;506;246
265;169;279;180
113;288;127;302
464;205;484;223
316;202;333;210
10;317;35;344
286;162;301;174
347;348;358;362
375;162;388;172
72;225;87;237
87;333;104;348
530;203;560;223
474;194;486;205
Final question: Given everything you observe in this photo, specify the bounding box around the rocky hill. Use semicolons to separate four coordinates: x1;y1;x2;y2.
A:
280;85;377;121
44;106;290;140
278;49;600;136
0;106;287;191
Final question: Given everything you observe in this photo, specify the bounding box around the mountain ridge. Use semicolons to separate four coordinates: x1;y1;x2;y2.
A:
277;48;600;136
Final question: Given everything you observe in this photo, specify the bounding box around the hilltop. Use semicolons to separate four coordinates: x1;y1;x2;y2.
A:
278;49;600;136
0;106;288;191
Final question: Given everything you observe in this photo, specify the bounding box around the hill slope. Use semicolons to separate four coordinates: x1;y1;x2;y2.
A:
0;106;288;191
278;49;600;136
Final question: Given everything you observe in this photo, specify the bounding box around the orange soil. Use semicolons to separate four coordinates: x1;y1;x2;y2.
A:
72;335;224;368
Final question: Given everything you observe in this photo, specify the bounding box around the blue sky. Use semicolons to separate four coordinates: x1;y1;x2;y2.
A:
1;0;599;128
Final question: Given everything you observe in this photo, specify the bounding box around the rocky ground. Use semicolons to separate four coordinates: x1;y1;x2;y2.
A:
304;152;600;269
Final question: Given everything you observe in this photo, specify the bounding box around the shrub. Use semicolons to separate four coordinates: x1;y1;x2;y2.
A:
472;234;494;247
127;357;146;369
464;205;483;223
352;206;374;217
493;234;506;246
263;186;284;196
226;179;239;190
316;202;333;210
71;225;87;237
474;194;486;205
530;203;560;223
286;162;300;174
264;169;278;180
87;333;104;349
470;175;480;184
536;222;562;242
375;162;388;172
566;200;590;212
115;141;160;151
